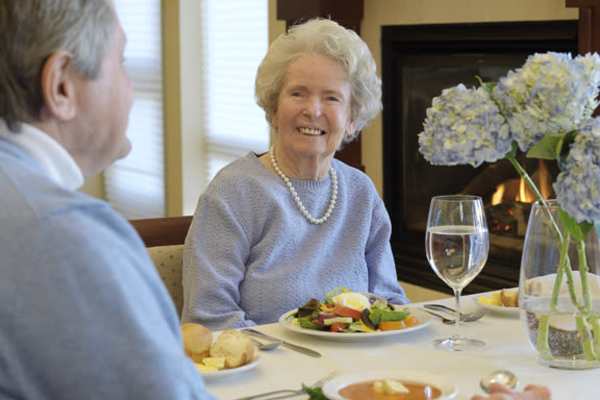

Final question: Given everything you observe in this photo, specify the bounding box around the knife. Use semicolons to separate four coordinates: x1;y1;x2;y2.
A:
243;328;322;358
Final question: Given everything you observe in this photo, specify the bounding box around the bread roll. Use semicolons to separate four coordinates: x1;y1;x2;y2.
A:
181;323;213;363
500;289;519;307
209;330;257;368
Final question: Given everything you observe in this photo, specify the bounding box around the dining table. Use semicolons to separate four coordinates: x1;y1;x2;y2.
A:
203;293;597;400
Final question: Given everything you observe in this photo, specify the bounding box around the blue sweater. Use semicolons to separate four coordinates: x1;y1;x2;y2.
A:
0;138;214;399
182;153;408;330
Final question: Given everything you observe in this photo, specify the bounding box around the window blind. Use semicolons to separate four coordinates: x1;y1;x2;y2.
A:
105;0;165;218
199;0;269;190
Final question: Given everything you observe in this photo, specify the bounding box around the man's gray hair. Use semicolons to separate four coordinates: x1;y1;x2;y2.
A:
255;18;382;143
0;0;116;132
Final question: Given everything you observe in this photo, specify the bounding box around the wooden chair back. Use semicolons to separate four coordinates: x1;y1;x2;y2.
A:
129;216;193;315
129;216;193;247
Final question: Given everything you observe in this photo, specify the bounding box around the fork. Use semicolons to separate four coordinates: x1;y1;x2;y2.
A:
422;308;485;324
423;309;457;324
232;371;336;400
423;304;485;321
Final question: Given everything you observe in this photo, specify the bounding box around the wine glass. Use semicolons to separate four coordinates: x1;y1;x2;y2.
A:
425;195;489;351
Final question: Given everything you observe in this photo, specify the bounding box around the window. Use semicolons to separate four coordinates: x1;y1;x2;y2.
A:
105;0;165;218
198;0;270;190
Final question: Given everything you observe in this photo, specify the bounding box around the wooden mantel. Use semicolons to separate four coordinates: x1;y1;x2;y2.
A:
567;0;600;53
276;0;365;171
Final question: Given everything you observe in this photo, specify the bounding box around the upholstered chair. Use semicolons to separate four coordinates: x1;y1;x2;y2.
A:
129;216;193;316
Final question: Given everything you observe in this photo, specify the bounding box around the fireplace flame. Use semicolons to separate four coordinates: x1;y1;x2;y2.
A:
490;160;552;205
491;183;505;206
517;177;535;203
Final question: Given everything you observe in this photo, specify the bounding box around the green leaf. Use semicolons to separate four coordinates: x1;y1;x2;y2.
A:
527;135;562;160
368;308;383;326
475;76;495;93
302;386;328;400
557;130;578;161
558;209;586;242
379;309;410;322
581;222;594;237
298;317;322;330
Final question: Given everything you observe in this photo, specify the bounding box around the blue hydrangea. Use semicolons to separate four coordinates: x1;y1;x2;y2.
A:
418;84;511;167
493;53;593;152
575;53;600;118
554;118;600;223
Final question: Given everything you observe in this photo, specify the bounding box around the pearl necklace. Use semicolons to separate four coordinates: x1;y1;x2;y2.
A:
269;147;338;225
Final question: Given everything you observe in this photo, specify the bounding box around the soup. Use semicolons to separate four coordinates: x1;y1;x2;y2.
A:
339;380;442;400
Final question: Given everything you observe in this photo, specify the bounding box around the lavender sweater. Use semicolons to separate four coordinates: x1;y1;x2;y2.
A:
182;153;408;330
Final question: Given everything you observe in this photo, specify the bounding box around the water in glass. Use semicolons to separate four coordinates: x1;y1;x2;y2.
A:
425;195;489;351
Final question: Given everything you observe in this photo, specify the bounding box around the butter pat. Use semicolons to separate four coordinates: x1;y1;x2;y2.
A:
195;363;218;373
479;292;502;306
202;357;226;369
373;379;410;395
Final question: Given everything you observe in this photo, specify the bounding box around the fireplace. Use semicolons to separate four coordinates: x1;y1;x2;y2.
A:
381;20;578;294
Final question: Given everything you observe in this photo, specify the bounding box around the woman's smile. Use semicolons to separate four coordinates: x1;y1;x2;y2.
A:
298;126;325;136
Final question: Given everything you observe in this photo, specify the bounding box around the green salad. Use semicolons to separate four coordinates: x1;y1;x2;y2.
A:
288;288;419;333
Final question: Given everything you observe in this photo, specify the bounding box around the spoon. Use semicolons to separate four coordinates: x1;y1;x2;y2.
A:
249;337;281;351
480;370;518;393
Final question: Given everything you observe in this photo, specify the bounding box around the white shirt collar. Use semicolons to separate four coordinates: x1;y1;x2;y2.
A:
0;119;84;190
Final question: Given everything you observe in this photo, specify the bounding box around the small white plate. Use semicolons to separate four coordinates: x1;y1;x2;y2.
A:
475;291;520;317
278;307;431;341
322;370;457;400
197;356;259;380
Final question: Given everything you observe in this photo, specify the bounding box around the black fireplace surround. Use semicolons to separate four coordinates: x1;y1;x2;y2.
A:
382;20;578;294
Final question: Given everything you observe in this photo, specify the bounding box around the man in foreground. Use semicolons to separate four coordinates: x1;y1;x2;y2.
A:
0;1;213;398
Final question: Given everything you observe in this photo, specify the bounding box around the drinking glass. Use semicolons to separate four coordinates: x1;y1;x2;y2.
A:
425;195;489;351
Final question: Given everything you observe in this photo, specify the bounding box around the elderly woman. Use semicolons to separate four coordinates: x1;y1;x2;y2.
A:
182;18;408;330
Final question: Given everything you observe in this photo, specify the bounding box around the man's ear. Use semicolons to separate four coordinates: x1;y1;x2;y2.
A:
39;51;78;121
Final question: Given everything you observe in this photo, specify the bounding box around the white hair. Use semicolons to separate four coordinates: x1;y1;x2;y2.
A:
255;18;382;143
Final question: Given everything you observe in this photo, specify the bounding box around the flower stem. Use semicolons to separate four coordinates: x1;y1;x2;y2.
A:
577;240;592;312
576;316;597;361
506;155;582;306
550;234;569;310
536;316;552;359
506;154;596;361
591;316;600;356
576;235;598;361
506;155;559;237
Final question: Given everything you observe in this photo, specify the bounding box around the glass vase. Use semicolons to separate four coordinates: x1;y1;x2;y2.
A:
519;200;600;369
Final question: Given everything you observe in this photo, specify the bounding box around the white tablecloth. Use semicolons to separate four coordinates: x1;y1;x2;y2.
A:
204;296;597;399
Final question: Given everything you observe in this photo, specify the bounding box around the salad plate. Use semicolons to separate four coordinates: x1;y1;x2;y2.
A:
322;369;458;400
196;356;260;380
278;307;431;340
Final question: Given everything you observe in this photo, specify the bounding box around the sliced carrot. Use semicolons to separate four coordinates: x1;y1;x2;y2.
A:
379;320;405;331
403;315;419;327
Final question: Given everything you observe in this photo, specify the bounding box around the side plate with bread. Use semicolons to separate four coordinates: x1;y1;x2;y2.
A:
475;289;520;317
181;323;260;379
